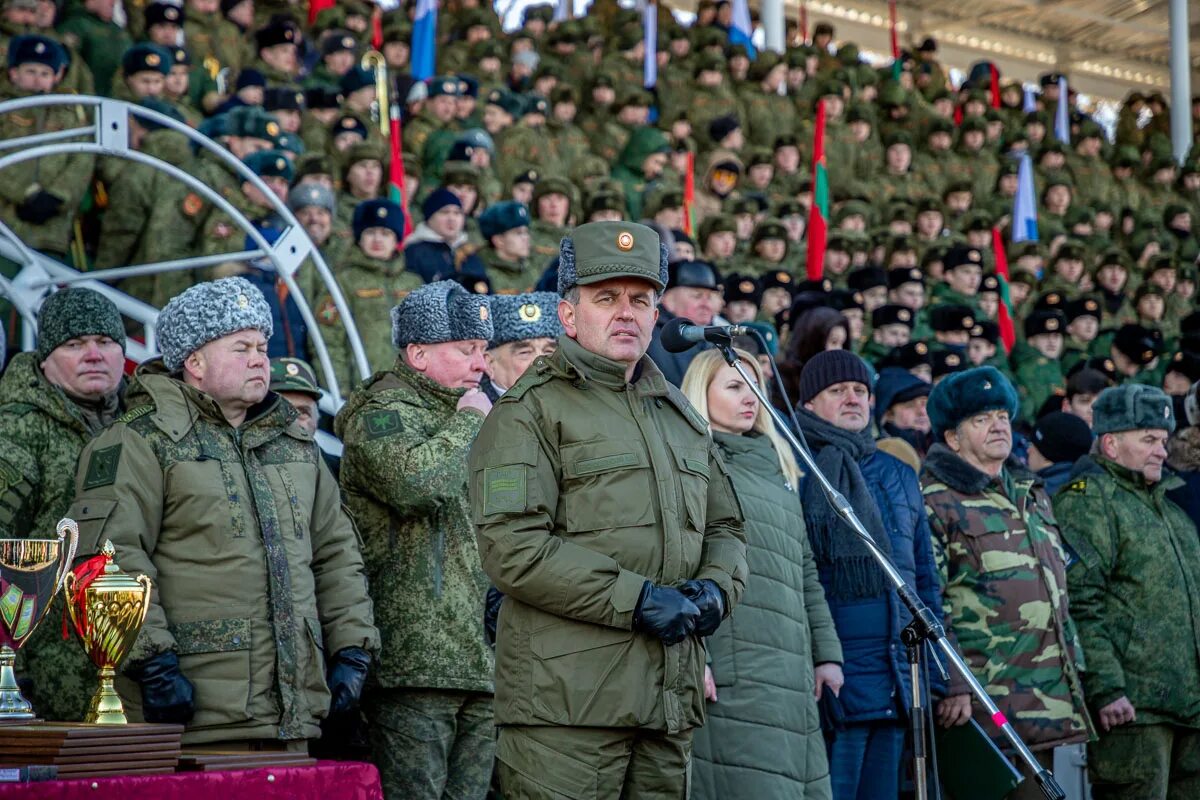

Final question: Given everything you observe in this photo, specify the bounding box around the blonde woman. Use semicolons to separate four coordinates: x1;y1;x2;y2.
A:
683;348;844;800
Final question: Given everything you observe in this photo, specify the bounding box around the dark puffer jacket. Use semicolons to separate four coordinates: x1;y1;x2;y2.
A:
692;431;842;800
805;447;945;723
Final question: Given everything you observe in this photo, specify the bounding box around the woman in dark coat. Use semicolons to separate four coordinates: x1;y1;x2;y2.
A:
683;349;844;800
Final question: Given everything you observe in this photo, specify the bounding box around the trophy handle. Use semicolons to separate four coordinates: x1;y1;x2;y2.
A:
135;574;153;629
54;518;80;594
62;571;81;635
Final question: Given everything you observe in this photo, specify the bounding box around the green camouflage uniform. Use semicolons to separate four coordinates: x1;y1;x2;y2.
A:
335;361;494;800
56;7;131;96
68;362;379;744
479;247;538;295
920;445;1092;753
183;16;253;76
738;83;797;151
1055;456;1200;799
309;245;422;396
529;218;568;264
0;353;124;722
1011;341;1065;422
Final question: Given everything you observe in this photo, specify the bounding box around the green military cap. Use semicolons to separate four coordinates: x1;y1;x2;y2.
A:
726;195;767;217
747;50;783;82
915;197;943;215
1178;264;1199;283
883;130;913;149
1076;120;1104;140
470;39;504;60
532;175;575;204
1093;384;1175;435
442;161;481;187
1024;110;1051;126
1063;206;1095;227
615;24;642;51
615;87;653;110
270;357;320;398
726;43;752;60
995;160;1019;178
837;42;861;64
819;79;847;98
886;232;918;253
773;133;801;150
456;7;492;31
785;48;808;69
698;213;737;242
744;147;773;168
693;27;726;50
484;87;523;116
835;200;872;225
845;103;874;124
1042;172;1074;190
773;199;805;218
926;117;954;136
642;185;684;217
1053;239;1087;262
1135;283;1166;302
590;72;617;90
856;64;879;86
570;154;611;185
693;52;726;77
585;190;626;217
533;62;564;82
557;221;668;295
888;202;915;223
878;82;908;108
1146;254;1178;275
959;115;987;134
550;85;577;105
341;139;384;172
751;217;788;245
826;230;851;251
523;3;554;24
1092;247;1130;272
1111;145;1141;168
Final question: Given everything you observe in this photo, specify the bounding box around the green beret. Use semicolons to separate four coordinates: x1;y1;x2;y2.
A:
269;357;320;398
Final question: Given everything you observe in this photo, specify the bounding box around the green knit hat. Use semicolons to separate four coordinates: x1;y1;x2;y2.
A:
36;288;126;362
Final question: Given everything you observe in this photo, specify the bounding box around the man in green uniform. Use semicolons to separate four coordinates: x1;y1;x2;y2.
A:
921;367;1092;794
55;0;129;95
68;277;378;745
0;36;94;260
477;201;536;294
468;221;748;797
335;281;496;800
528;177;573;263
1013;310;1068;421
1055;384;1200;799
0;289;127;722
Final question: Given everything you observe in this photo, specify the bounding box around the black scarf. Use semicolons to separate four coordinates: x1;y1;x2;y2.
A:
795;407;894;600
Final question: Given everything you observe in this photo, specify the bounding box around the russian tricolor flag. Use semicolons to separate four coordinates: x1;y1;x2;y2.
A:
1012;153;1039;243
411;0;437;82
729;0;756;58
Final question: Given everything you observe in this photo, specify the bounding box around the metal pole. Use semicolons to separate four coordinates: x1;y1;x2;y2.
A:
1168;0;1192;163
27;250;269;286
716;345;1067;800
762;0;786;53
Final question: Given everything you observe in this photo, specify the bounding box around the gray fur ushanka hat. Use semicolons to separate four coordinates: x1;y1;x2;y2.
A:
156;277;274;371
392;279;494;348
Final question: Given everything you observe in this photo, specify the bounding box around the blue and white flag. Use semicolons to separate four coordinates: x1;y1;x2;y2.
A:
1012;153;1039;243
411;0;437;82
555;0;570;22
643;1;657;88
729;0;756;58
1055;76;1070;142
1022;86;1037;114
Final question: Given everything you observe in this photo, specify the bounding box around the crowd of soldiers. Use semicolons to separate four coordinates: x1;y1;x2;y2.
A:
2;0;1200;798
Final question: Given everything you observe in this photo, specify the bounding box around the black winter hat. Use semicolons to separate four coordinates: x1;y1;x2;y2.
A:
1031;411;1093;463
798;349;874;404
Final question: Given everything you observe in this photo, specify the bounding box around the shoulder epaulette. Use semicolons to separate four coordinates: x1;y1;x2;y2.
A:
664;384;709;435
116;405;154;425
502;363;555;402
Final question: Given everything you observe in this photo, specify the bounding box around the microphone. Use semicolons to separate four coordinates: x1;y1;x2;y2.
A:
660;318;749;353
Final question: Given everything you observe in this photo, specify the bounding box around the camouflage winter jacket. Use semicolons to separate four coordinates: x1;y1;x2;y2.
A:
920;444;1093;751
334;359;494;694
1054;456;1200;727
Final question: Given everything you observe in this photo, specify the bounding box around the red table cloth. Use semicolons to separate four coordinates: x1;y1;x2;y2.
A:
0;759;383;799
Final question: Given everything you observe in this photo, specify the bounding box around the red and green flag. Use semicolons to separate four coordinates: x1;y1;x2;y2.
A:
888;0;901;80
991;227;1017;353
683;150;696;237
806;99;829;280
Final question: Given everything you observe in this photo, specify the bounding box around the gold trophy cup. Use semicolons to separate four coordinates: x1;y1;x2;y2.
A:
64;540;152;725
0;518;78;720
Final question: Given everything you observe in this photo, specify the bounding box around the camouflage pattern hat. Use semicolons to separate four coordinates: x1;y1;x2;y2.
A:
269;357;321;398
489;292;563;347
392;280;493;348
35;288;127;362
1093;384;1175;435
157;277;274;371
557;221;668;295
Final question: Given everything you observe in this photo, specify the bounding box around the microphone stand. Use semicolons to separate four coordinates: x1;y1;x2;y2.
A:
712;339;1066;800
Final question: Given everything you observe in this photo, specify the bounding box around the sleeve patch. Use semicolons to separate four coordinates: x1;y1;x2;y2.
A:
83;444;122;490
1065;479;1087;493
483;465;526;515
363;409;403;440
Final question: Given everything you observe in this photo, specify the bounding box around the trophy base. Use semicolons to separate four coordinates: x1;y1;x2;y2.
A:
0;716;41;726
0;645;35;722
84;669;128;725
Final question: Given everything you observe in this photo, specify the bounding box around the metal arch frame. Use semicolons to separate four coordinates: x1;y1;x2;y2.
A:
0;94;370;409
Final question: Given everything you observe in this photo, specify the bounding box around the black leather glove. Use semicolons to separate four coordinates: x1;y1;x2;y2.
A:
128;652;195;724
484;586;504;648
15;190;63;224
679;579;726;637
632;582;700;645
327;646;371;715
